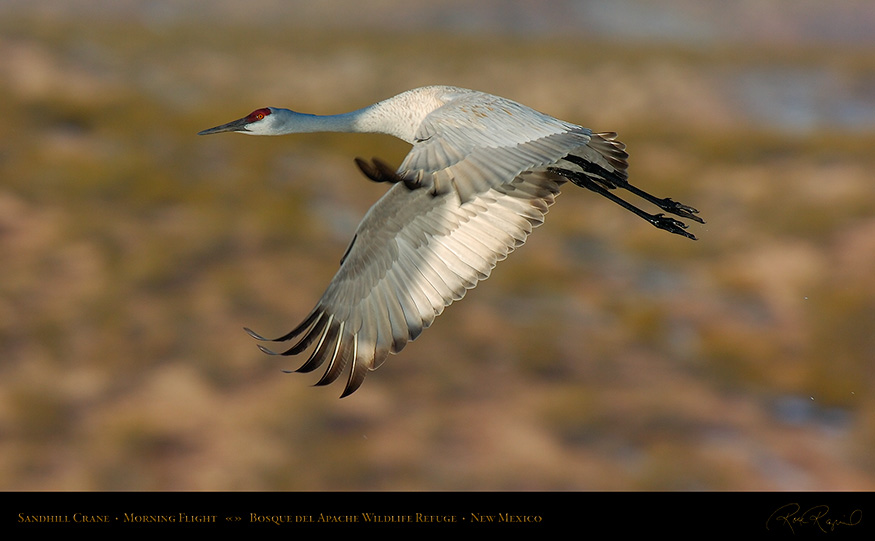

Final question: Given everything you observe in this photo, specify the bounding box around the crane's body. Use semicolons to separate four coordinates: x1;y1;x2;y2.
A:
199;85;703;397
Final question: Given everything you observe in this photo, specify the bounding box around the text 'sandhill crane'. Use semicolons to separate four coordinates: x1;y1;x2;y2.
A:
198;85;704;397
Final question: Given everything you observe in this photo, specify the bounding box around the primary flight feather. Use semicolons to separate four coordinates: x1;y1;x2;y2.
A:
198;85;703;397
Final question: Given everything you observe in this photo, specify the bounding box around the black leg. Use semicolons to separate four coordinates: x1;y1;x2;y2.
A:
549;166;699;240
561;154;704;225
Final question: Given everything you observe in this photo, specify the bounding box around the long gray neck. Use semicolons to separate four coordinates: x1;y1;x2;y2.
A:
270;100;418;142
274;107;370;135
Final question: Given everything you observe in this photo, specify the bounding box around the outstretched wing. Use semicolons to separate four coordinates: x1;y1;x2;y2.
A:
247;169;564;397
248;91;630;397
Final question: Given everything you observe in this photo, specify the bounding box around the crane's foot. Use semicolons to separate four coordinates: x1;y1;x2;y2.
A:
549;165;703;240
648;197;704;224
649;213;697;240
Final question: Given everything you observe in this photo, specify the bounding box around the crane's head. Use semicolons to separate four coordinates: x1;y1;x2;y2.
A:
198;107;277;136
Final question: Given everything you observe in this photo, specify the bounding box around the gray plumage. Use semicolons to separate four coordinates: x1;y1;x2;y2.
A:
199;86;703;397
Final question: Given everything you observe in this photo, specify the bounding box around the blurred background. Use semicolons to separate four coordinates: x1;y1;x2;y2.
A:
1;0;873;490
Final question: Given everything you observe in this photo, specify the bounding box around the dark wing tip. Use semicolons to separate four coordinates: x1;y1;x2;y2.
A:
256;344;280;355
355;156;422;191
355;156;398;183
244;327;271;341
339;369;368;398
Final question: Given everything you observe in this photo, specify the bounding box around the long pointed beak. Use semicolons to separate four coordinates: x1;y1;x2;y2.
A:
198;117;250;135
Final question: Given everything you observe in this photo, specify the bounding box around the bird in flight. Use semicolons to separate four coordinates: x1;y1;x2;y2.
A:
199;85;703;397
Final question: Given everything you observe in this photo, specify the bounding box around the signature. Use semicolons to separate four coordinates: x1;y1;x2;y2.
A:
767;503;862;534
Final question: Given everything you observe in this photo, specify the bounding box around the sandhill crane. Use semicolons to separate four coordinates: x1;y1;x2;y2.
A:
199;85;703;397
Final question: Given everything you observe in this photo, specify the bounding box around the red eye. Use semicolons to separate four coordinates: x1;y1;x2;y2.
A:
246;108;271;123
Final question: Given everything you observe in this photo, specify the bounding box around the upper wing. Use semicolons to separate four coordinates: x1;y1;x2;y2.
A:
398;90;597;202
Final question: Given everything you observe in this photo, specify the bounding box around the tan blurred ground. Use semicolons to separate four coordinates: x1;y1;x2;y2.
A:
1;2;874;490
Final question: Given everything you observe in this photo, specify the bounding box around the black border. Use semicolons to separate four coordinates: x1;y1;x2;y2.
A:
8;491;873;536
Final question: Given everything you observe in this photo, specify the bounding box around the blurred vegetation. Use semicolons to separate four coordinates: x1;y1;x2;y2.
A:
0;10;873;490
